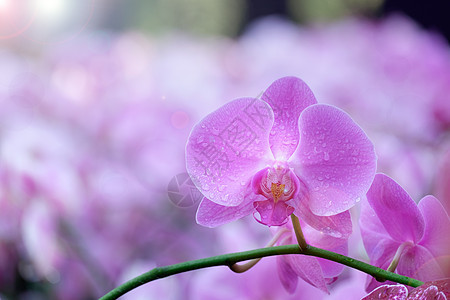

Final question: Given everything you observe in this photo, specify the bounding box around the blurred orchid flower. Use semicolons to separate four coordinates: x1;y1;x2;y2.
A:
274;219;348;294
187;76;376;237
360;173;450;292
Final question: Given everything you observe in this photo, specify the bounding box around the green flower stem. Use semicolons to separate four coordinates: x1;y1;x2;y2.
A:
291;214;308;250
99;244;424;300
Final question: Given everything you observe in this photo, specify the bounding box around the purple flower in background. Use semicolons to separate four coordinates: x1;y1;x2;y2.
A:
360;173;450;292
187;76;376;237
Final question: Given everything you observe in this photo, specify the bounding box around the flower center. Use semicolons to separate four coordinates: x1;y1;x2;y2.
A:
251;166;300;226
257;166;297;202
271;183;285;203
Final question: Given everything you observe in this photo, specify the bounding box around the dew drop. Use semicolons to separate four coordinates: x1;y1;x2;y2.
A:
211;126;220;135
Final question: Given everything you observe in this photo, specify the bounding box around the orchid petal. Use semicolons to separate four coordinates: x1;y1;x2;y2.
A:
409;285;446;300
186;98;274;206
408;279;450;299
287;254;329;294
316;241;348;278
362;284;408;300
302;221;350;249
418;195;450;260
292;192;352;239
397;245;445;282
253;200;294;227
288;221;348;279
276;256;298;294
195;197;256;228
261;76;317;160
366;173;425;243
290;104;376;216
360;196;392;258
365;239;400;292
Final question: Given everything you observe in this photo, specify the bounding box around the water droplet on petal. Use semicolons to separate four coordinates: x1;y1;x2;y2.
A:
351;149;360;156
211;126;220;135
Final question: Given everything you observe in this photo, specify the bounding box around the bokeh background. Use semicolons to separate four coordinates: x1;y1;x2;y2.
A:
1;1;449;299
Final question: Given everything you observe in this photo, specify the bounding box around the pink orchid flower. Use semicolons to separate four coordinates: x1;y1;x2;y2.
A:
360;173;450;292
274;220;348;294
186;77;376;237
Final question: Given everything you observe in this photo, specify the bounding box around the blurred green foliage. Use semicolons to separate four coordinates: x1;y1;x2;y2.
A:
289;0;383;23
132;0;246;36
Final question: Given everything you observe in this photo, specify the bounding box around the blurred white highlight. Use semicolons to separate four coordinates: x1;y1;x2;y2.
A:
31;0;68;24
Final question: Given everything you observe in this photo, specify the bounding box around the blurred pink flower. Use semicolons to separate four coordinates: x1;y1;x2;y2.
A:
360;173;450;292
188;76;376;237
435;149;450;214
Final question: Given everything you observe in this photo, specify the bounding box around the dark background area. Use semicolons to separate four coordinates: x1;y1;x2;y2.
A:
244;0;450;42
